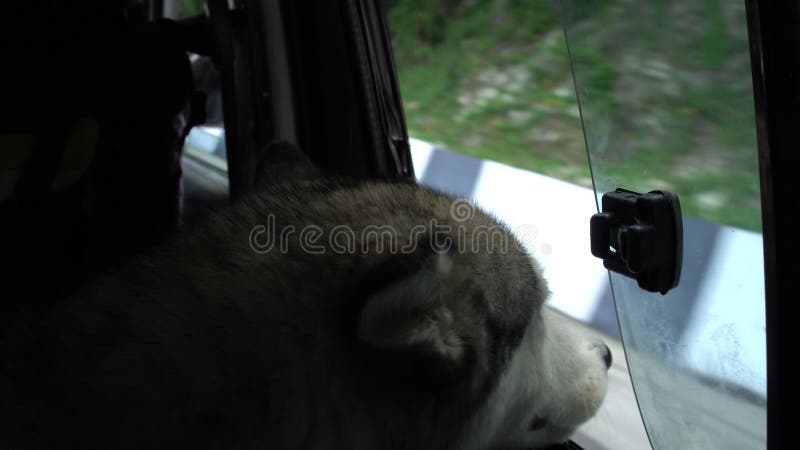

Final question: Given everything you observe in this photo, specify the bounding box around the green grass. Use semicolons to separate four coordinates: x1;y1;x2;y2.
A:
175;0;204;17
387;0;762;231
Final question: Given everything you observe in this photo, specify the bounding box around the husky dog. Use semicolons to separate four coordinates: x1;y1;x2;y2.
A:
0;141;610;450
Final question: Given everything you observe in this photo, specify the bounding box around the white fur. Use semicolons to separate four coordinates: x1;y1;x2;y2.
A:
359;250;608;449
459;307;609;449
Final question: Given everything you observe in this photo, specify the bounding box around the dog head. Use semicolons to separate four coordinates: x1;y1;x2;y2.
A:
348;192;610;449
259;140;611;448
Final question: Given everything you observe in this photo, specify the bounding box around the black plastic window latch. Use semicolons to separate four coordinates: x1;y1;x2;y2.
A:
590;188;683;295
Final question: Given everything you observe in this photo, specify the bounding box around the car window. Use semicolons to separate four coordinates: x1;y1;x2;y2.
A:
562;0;766;448
385;1;649;449
164;0;206;19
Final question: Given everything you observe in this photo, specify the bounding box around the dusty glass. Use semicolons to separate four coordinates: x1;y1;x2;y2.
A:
561;1;767;448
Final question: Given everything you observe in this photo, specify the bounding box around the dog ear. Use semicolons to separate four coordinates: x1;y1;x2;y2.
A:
356;252;469;380
255;140;322;184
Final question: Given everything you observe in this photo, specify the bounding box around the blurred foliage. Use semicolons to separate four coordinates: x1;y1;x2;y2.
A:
386;0;761;230
170;0;204;18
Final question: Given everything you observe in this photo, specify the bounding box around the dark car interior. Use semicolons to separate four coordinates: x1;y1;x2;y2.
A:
1;0;414;307
3;1;200;302
0;0;797;449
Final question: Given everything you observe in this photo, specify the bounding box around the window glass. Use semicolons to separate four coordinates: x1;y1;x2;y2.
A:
562;0;766;448
386;2;650;448
386;0;592;186
163;0;206;19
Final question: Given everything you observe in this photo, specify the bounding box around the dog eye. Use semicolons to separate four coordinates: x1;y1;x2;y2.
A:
529;416;548;431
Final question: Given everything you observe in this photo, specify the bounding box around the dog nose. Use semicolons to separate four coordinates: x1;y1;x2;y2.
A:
600;344;612;370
